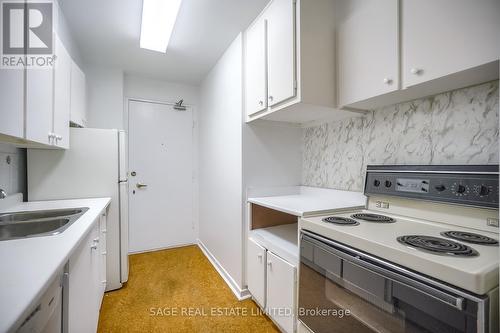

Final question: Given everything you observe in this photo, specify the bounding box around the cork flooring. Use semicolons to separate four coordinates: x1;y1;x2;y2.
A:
98;245;279;333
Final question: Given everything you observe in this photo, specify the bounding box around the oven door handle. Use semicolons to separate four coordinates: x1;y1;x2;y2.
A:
301;230;466;311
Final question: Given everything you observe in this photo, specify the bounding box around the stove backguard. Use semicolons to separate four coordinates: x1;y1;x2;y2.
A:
364;165;499;209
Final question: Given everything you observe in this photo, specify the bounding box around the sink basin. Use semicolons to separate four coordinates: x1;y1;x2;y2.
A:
0;208;84;222
0;207;89;241
0;218;70;241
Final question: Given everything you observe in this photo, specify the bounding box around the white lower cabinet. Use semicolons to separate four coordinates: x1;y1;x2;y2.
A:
266;251;296;333
67;214;107;333
247;238;267;307
247;237;297;333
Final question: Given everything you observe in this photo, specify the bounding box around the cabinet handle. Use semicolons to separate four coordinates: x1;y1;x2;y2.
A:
93;237;100;243
91;244;98;250
102;229;107;234
268;96;273;102
257;254;263;261
383;78;393;85
56;135;62;141
410;68;422;75
267;261;272;268
258;100;263;106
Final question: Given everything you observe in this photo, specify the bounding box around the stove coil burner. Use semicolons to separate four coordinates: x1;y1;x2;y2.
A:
351;213;396;223
441;231;498;246
322;216;359;226
397;235;478;257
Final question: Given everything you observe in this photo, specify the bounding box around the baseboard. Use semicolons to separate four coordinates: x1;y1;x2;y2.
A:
197;239;251;301
128;242;196;254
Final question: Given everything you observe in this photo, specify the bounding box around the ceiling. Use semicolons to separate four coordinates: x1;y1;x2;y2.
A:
60;0;269;85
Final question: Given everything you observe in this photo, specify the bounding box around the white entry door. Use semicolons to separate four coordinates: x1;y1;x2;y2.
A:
128;100;195;253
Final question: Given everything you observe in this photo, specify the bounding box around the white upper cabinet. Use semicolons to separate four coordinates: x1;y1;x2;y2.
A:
25;67;54;146
0;69;24;139
245;0;355;124
266;0;296;107
245;15;268;116
402;0;500;88
53;35;72;149
340;0;499;110
70;61;87;128
338;0;399;107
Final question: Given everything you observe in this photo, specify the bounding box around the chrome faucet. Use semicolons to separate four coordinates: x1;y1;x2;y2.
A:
0;189;7;199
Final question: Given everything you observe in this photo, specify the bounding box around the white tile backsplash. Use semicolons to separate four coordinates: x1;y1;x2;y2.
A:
302;81;499;191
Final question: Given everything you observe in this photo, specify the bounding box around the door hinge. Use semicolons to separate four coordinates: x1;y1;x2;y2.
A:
294;80;298;90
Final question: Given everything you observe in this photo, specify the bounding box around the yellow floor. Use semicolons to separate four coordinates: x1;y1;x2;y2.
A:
98;245;280;333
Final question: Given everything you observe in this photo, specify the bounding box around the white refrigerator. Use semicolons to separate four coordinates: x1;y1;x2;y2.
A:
27;128;129;291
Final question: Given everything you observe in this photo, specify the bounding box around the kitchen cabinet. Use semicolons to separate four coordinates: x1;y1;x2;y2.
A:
68;214;106;333
244;15;267;116
25;67;53;146
340;0;499;110
245;0;354;124
0;69;24;139
266;0;295;108
99;212;108;296
266;251;296;333
0;33;77;148
337;0;399;107
402;0;500;88
53;35;72;149
70;61;87;127
247;238;267;307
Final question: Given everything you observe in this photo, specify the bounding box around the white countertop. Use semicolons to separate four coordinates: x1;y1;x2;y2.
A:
0;198;111;333
247;186;366;217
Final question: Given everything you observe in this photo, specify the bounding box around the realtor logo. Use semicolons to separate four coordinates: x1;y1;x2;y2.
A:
1;0;54;68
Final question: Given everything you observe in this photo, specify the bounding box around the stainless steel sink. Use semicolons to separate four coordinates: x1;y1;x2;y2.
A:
0;207;89;241
0;208;84;222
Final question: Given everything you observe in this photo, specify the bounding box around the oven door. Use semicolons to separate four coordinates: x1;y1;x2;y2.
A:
298;231;491;333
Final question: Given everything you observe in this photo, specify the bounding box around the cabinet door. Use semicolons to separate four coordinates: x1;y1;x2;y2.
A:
53;35;71;149
68;222;100;333
26;67;53;145
267;251;296;333
245;16;267;116
70;62;87;127
338;0;399;107
402;0;500;87
99;212;107;296
267;0;296;107
247;238;266;307
0;69;24;138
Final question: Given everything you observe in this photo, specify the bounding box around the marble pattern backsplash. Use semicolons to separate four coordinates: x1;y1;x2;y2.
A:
302;81;499;191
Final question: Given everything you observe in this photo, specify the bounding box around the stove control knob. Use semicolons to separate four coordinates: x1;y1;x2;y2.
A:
456;184;467;194
385;180;392;188
435;184;446;192
373;179;380;187
479;185;490;196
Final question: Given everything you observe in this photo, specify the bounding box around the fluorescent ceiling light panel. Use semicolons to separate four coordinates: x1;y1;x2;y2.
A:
140;0;183;53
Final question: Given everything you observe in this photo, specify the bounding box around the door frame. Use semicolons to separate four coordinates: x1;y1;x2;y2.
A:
124;97;199;252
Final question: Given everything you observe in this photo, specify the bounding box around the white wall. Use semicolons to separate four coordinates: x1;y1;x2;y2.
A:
86;66;124;129
243;121;302;189
124;74;199;106
198;34;303;295
0;143;26;197
199;34;245;291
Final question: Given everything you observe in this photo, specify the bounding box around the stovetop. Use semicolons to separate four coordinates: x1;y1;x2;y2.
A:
301;208;499;294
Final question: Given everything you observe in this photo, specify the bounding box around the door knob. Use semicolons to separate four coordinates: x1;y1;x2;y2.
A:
136;183;148;189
